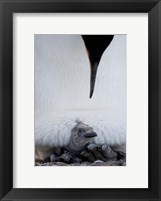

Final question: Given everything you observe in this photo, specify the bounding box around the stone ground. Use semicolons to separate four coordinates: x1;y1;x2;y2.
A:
35;158;126;166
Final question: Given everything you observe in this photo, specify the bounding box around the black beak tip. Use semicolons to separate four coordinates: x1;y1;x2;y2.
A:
89;89;94;99
92;132;97;137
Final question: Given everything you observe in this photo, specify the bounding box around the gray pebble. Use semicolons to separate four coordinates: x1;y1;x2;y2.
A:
50;154;57;162
80;150;95;162
59;152;71;163
101;144;117;159
87;143;107;161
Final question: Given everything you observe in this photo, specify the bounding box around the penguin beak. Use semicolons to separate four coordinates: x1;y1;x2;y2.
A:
81;35;114;98
84;132;97;138
85;46;100;99
89;62;98;98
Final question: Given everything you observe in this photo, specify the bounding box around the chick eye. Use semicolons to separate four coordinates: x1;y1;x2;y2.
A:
78;129;84;133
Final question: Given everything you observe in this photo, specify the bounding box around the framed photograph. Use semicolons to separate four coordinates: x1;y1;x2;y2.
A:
0;0;161;200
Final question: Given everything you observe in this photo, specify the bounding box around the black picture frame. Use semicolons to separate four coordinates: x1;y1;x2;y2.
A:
0;0;161;200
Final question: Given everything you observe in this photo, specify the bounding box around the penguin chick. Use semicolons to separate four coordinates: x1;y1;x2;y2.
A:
66;121;97;156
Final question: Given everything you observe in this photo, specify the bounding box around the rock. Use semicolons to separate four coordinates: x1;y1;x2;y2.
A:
87;143;107;161
117;151;126;160
71;157;82;163
54;147;61;156
35;157;126;166
59;152;71;163
80;150;95;162
101;144;117;159
54;162;68;166
36;142;126;166
50;154;57;162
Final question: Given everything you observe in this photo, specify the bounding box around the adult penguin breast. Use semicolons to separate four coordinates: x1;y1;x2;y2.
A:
81;35;114;98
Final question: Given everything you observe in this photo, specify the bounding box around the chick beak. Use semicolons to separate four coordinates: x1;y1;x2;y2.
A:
84;132;97;138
